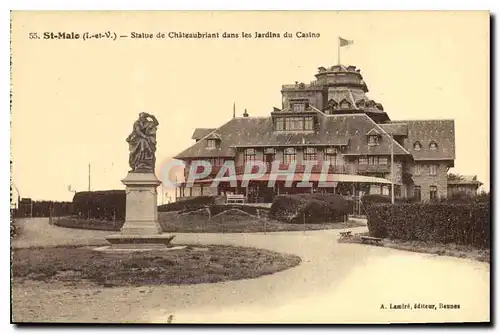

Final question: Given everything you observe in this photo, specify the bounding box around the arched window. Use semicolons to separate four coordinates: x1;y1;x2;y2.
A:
429;141;438;150
303;147;317;161
283;148;297;164
244;148;256;163
414;141;422;151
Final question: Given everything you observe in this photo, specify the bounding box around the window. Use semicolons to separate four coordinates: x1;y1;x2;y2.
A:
368;135;379;146
264;148;275;164
244;148;256;163
414;141;421;151
283;148;297;164
324;148;337;165
429;141;438;150
292;103;305;113
304;117;314;130
275;118;284;131
340;100;351;109
429;164;438;176
382;186;389;196
285;117;303;131
358;156;368;165
209;157;225;166
304;147;317;161
413;186;422;201
379;157;388;165
207;139;216;148
430;186;438;200
414;164;421;176
368;156;378;165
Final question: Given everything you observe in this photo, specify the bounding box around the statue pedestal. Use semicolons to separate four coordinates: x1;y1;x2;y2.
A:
103;172;175;251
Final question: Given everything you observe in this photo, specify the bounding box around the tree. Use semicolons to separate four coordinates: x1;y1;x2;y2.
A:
447;173;464;181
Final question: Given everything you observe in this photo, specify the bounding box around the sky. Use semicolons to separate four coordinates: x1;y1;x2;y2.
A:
10;10;490;203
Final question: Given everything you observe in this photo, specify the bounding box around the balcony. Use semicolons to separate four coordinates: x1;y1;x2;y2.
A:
184;163;352;179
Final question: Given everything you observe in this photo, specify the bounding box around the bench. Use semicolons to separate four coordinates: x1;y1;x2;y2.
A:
360;236;383;245
339;231;352;238
226;194;246;204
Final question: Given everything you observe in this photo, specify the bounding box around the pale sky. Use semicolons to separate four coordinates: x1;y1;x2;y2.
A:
11;11;490;202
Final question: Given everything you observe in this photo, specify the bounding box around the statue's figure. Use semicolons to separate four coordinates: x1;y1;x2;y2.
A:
126;112;159;172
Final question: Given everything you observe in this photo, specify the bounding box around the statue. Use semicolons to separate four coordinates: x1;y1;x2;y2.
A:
126;112;159;172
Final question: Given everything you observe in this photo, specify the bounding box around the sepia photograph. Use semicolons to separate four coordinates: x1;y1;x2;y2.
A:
10;10;490;324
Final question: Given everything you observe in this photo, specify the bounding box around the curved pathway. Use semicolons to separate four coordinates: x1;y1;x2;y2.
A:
12;218;490;323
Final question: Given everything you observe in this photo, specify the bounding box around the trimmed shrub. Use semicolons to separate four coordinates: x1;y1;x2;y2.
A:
361;194;392;206
270;193;349;224
209;204;270;217
53;217;124;231
366;202;490;248
158;196;217;212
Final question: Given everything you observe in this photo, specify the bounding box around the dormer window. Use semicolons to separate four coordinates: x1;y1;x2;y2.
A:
429;141;438;150
275;116;315;132
340;99;352;109
206;139;217;148
356;99;366;108
368;135;379;146
292;102;306;113
414;141;422;151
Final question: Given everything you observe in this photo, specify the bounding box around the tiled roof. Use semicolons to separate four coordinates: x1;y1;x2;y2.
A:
402;119;455;161
380;123;408;136
174;112;410;159
191;128;216;140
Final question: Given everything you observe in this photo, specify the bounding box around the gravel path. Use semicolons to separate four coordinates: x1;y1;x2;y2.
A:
11;218;490;323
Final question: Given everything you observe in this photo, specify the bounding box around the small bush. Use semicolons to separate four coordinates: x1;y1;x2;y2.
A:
158;196;217;212
270;193;349;224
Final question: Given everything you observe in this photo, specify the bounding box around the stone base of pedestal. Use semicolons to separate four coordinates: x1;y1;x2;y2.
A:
104;234;175;249
119;171;163;235
100;171;176;252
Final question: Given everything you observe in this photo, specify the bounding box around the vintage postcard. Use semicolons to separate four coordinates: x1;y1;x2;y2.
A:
10;10;490;324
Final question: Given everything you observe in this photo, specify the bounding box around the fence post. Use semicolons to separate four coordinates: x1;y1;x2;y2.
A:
303;212;306;235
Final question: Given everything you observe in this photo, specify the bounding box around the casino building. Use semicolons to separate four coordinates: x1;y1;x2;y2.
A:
173;63;455;203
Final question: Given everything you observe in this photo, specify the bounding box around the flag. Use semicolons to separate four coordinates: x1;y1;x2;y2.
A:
339;37;354;47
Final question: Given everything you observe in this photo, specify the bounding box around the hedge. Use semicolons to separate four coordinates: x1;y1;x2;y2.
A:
14;200;73;218
269;193;350;224
72;190;126;221
366;202;490;248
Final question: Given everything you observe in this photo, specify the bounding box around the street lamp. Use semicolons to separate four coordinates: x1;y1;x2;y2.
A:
377;128;395;204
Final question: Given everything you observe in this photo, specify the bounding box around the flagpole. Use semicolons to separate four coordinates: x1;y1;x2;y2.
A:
337;37;340;65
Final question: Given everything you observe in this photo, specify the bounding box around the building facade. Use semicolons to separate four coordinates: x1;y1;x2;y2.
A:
447;175;483;197
174;64;456;202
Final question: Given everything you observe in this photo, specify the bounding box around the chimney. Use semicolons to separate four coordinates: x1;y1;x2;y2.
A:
243;109;249;117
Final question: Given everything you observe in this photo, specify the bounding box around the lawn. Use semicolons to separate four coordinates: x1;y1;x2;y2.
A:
158;210;365;233
11;245;301;287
